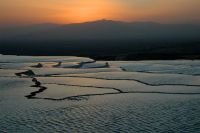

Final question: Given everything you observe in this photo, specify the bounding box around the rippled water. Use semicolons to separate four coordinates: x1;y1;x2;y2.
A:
0;55;200;133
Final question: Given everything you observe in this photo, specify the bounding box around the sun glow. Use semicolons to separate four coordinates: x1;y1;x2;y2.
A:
60;0;121;23
0;0;200;26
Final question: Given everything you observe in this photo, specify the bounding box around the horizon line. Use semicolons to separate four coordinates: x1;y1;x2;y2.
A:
1;19;200;28
33;19;200;25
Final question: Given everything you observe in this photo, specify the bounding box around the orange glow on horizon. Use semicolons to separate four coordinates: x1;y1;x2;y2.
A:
56;1;124;24
68;1;108;23
0;0;200;26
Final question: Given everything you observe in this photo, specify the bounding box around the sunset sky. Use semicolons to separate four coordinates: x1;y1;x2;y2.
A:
0;0;200;26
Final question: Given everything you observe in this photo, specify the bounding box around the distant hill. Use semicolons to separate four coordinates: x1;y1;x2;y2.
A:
0;20;200;60
1;19;200;41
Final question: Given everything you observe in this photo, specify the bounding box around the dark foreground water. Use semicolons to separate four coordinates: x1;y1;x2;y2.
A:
0;55;200;133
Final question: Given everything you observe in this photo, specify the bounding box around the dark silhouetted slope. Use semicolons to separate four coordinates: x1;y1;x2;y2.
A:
0;20;200;60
